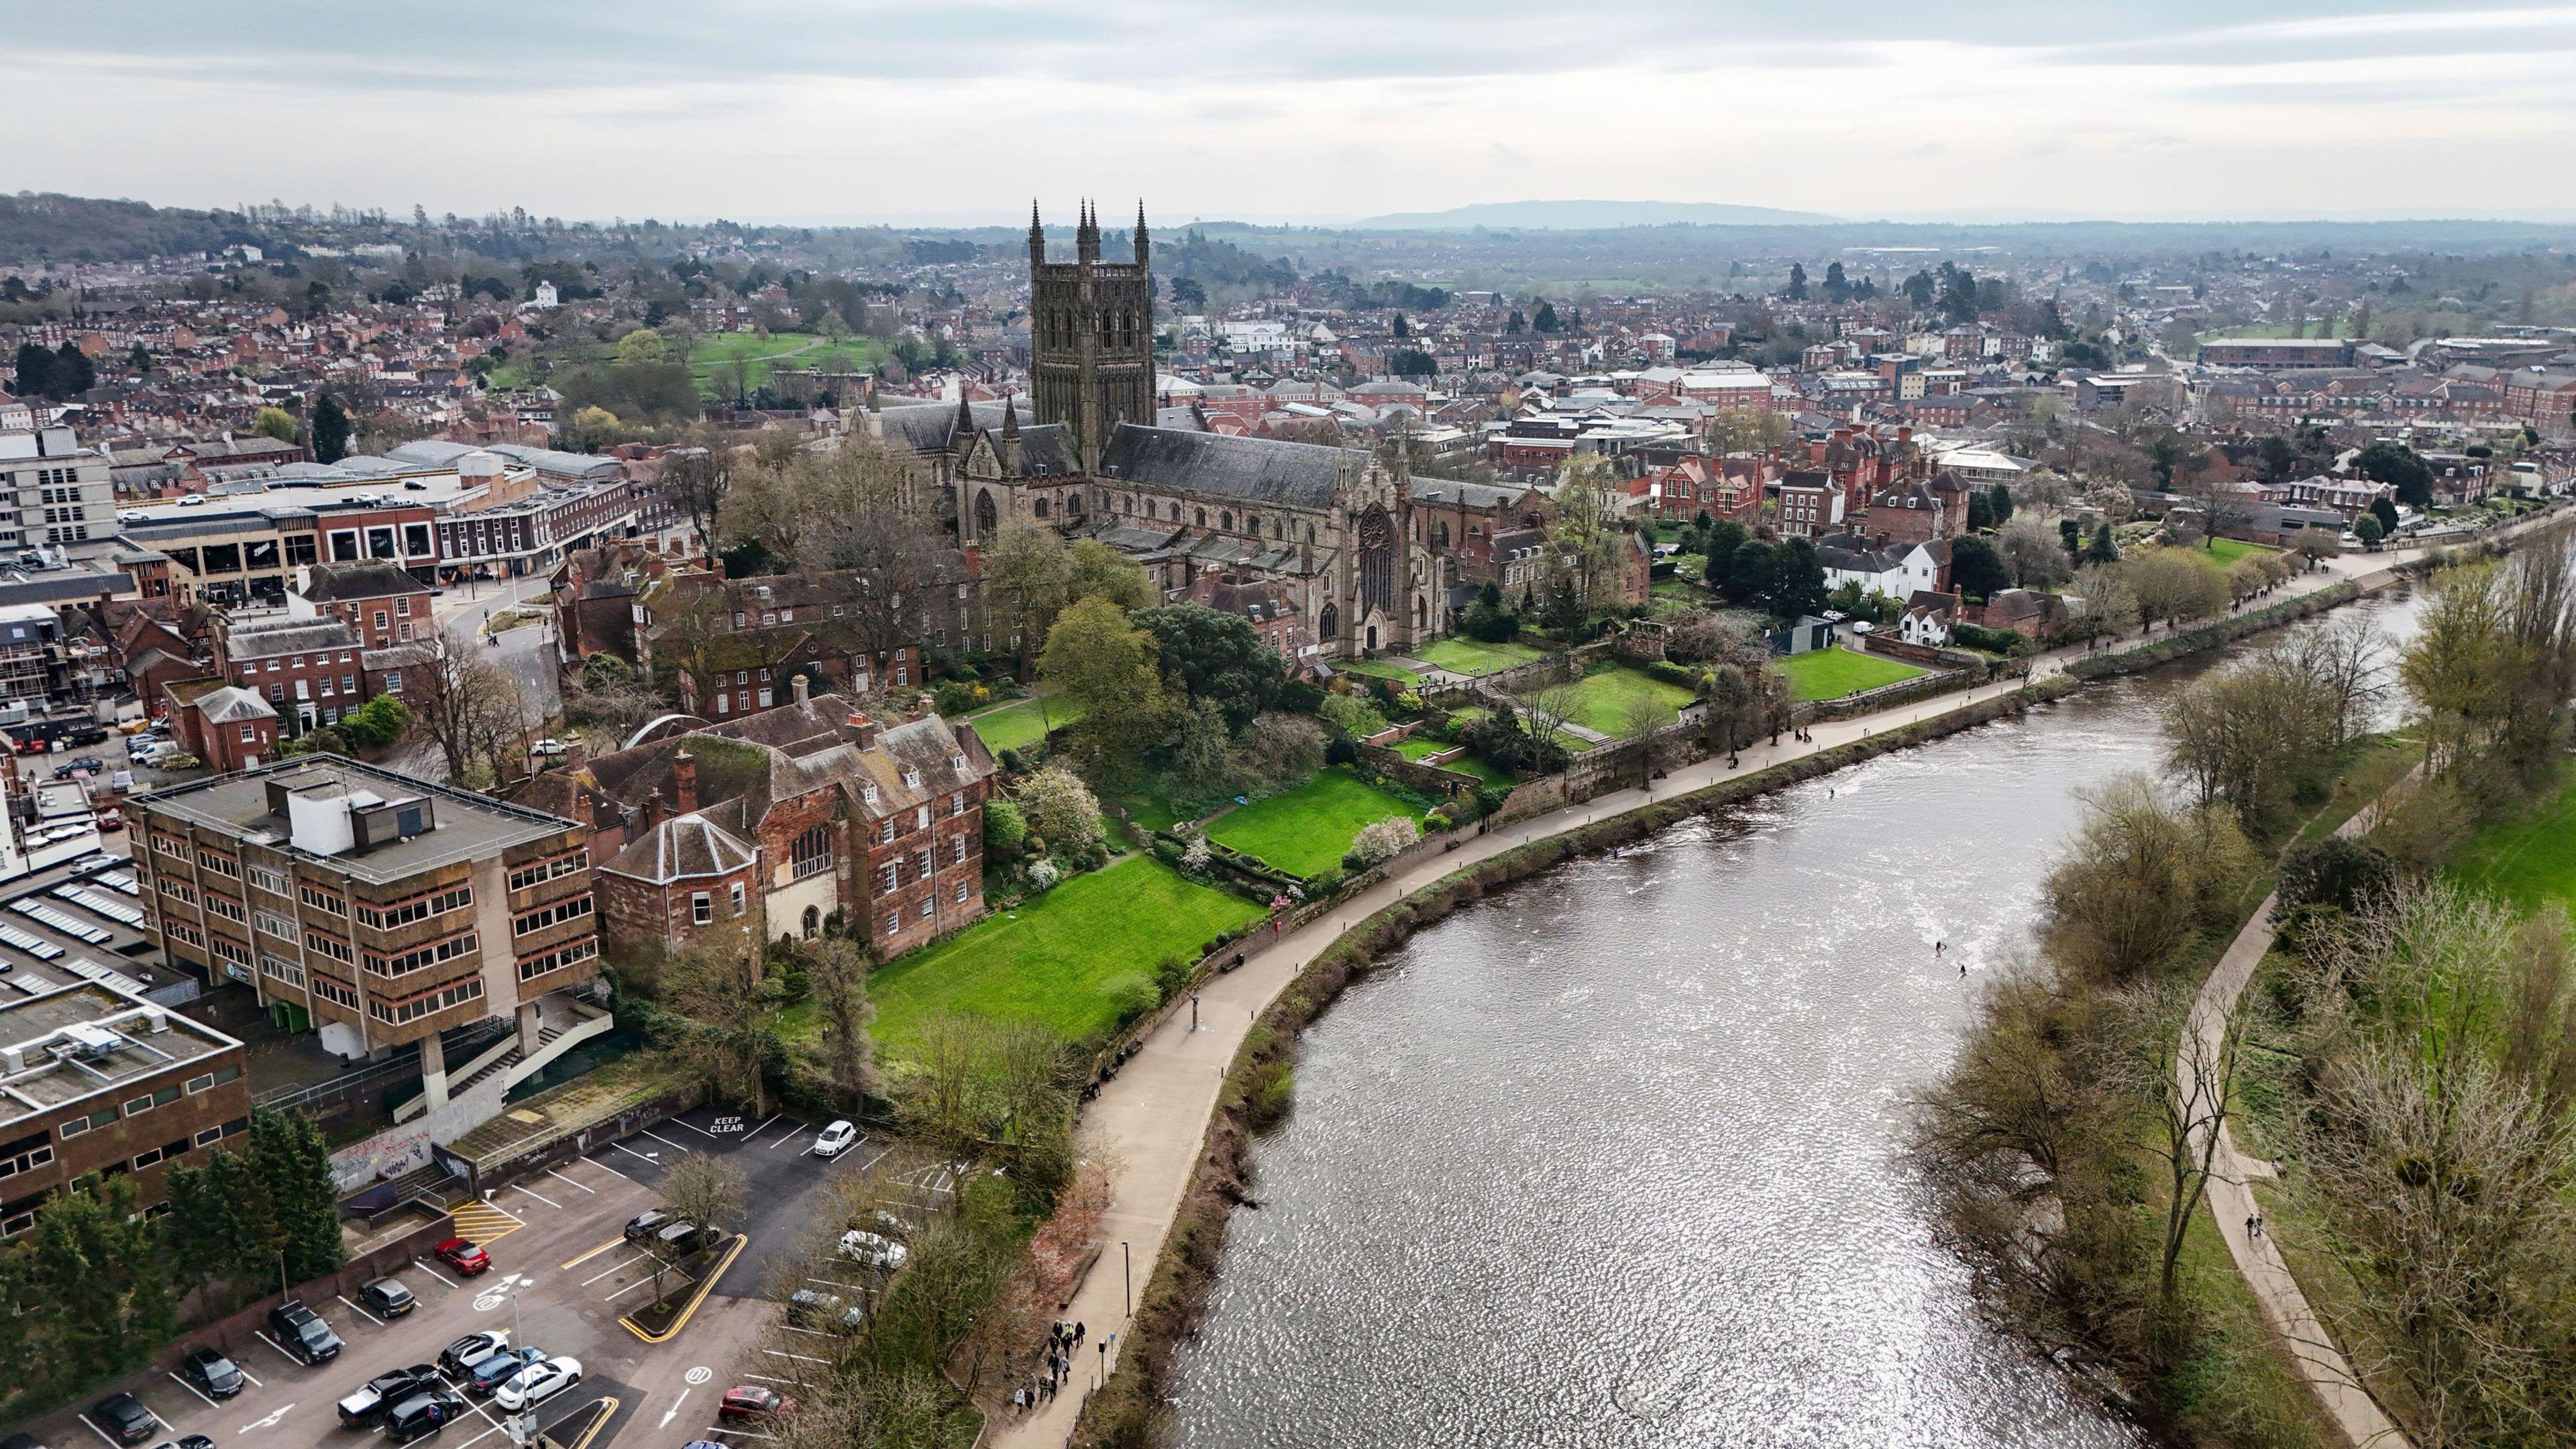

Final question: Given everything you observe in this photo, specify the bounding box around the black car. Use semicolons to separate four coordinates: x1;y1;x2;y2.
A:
357;1278;417;1318
464;1346;543;1397
621;1209;670;1242
170;1439;216;1449
89;1393;155;1445
178;1346;244;1399
339;1365;439;1426
382;1389;468;1444
266;1301;342;1364
438;1330;511;1377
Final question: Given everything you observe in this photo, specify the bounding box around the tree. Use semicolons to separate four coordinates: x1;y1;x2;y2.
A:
1133;604;1282;732
1986;482;2014;525
661;940;784;1116
614;326;672;365
1720;537;1775;608
335;695;412;751
981;798;1026;859
1387;348;1436;378
9;342;54;398
24;1178;172;1386
800;938;877;1104
1783;262;1809;301
1764;537;1827;619
252;406;299;443
1532;301;1560;333
2354;440;2436;510
1821;260;1849;303
1167;699;1235;806
981;519;1074;674
1461;580;1518;643
43;342;93;398
1038;597;1166;770
2057;563;2137;648
1065;538;1152;612
1705;408;1789;459
2161;654;2339;830
1996;517;2072;590
1949;535;2012;601
1514;677;1585;777
310;393;350;464
660;447;731;555
407;642;530;785
1546;455;1629;615
2354;513;2385;549
1014;765;1105;858
1701;519;1750;593
2086;523;2121;564
2124;548;2226;628
649;1152;746;1305
2369;495;2400;535
1966;492;1996;533
2039;773;2252;981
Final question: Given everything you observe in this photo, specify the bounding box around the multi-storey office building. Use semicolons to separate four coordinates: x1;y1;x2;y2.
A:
129;759;600;1110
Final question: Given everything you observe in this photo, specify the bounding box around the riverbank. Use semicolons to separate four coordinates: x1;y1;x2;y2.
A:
998;514;2559;1449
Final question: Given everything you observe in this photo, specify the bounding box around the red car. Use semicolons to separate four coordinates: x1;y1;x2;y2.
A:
433;1237;492;1275
718;1386;794;1424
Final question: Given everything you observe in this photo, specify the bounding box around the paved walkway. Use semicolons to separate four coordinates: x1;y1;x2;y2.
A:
2185;786;2413;1449
992;525;2523;1448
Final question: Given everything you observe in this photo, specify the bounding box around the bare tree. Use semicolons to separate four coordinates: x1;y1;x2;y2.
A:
661;941;784;1116
405;641;530;785
802;936;878;1105
660;445;731;558
1513;676;1585;777
2276;613;2389;749
1618;692;1666;789
2122;983;2243;1332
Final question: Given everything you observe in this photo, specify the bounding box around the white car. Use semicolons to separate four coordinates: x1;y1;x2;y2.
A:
117;510;144;523
176;494;206;507
492;1354;582;1411
528;738;568;757
810;1120;858;1158
837;1230;908;1271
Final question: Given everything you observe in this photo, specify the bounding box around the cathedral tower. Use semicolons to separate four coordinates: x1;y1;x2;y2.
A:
1028;199;1155;474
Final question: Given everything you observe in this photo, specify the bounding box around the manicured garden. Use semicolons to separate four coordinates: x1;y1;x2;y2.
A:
867;854;1265;1051
1778;646;1927;702
1548;664;1700;737
1414;637;1546;676
1336;658;1423;686
1205;768;1421;878
2447;763;2576;914
2200;537;2278;567
961;694;1082;755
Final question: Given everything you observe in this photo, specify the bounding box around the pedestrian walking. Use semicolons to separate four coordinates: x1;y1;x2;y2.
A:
1013;1388;1028;1414
1959;959;1967;978
2247;1212;2263;1239
1075;1320;1086;1348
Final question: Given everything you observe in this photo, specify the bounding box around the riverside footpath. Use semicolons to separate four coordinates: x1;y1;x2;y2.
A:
998;519;2555;1449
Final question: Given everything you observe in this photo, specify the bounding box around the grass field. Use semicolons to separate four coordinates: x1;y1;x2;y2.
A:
1106;778;1188;835
1415;637;1545;676
866;855;1264;1051
2449;762;2576;914
1395;736;1450;761
688;331;890;393
1336;658;1421;686
1206;768;1419;877
1544;665;1701;737
959;694;1081;755
1778;647;1928;702
2200;537;2279;567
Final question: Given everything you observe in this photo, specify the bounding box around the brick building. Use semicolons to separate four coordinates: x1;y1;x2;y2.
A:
162;682;278;771
292;560;435;650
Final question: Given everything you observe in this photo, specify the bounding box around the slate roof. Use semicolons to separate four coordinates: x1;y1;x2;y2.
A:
299;561;425;603
195;685;276;724
877;400;1012;453
224;618;360;658
1095;424;1361;508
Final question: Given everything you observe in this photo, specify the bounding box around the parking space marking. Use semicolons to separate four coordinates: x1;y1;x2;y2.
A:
761;1348;830;1364
583;1157;635;1183
739;1373;807;1387
544;1166;596;1194
75;1413;118;1447
168;1371;220;1408
712;1428;781;1442
145;1405;176;1434
234;1364;265;1389
562;1237;627;1271
581;1252;646;1287
639;1129;694;1153
337;1293;386;1326
416;1262;460;1289
850;1144;894;1175
669;1116;721;1138
769;1128;812;1152
514;1183;562;1210
605;1273;676;1300
250;1328;303;1366
741;1112;783;1142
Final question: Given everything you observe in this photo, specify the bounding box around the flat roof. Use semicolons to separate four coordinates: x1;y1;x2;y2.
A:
135;757;579;883
0;979;238;1130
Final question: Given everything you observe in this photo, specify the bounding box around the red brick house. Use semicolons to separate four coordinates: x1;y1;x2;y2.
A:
292;561;434;649
595;765;767;958
1774;470;1847;538
162;681;278;770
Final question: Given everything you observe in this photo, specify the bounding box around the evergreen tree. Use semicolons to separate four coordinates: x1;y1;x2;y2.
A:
1391;313;1409;338
49;342;94;397
1967;493;1995;532
2087;523;2120;564
1701;519;1750;594
310;394;351;464
2059;519;2084;557
1532;301;1560;333
1764;537;1828;619
27;1179;172;1384
1784;262;1809;301
1540;570;1584;630
9;342;54;398
1723;537;1776;608
248;1108;343;1284
1505;309;1524;334
1986;482;2013;524
1821;260;1850;303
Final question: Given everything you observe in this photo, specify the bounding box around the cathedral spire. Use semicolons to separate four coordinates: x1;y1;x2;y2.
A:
952;389;975;449
1027;199;1044;267
1000;394;1020;437
1133;201;1149;264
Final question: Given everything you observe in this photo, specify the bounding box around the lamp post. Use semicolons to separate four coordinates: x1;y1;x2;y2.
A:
1121;1240;1132;1316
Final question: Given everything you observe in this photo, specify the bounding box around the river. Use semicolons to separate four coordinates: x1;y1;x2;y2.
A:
1168;587;2425;1449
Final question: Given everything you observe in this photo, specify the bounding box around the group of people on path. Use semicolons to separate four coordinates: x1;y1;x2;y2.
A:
1010;1320;1088;1416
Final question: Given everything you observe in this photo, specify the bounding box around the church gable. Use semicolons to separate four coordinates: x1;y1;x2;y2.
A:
964;431;1000;479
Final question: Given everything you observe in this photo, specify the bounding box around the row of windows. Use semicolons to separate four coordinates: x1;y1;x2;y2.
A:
56;1065;239;1142
880;883;970;934
205;894;246;924
791;826;833;879
310;975;359;1010
159;877;197;907
513;895;594;936
248;650;358;672
197;850;239;879
301;884;345;914
162;919;204;949
1;1119;251;1236
519;937;599;981
309;931;354;964
261;954;303;989
253;909;299;945
247;863;289;894
365;930;478;979
369;975;483;1026
507;853;588;892
151;832;186;860
356;885;472;930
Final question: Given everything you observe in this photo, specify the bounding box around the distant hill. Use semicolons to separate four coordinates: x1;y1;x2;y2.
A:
1351;199;1841;231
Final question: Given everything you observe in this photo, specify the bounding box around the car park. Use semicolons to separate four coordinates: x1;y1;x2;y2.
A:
89;1393;156;1445
786;1289;866;1334
433;1237;492;1275
491;1355;582;1412
718;1386;793;1424
621;1209;671;1242
178;1347;244;1399
339;1365;439;1426
437;1331;511;1377
835;1229;907;1270
268;1300;343;1364
654;1219;706;1257
382;1389;468;1444
464;1346;545;1397
166;1438;215;1449
357;1277;417;1318
0;1434;45;1449
810;1120;857;1158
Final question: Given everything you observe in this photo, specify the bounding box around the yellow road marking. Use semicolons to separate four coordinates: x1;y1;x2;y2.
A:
619;1233;747;1344
560;1236;625;1271
543;1395;619;1449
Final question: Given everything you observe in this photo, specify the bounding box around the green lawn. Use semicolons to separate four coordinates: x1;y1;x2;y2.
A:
960;695;1080;755
1544;665;1701;737
2201;537;2278;567
1107;778;1188;835
2449;762;2576;914
867;855;1265;1051
1778;646;1927;702
688;331;890;393
1206;769;1420;877
1414;637;1546;676
1337;659;1421;686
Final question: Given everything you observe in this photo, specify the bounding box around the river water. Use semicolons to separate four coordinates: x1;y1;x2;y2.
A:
1169;588;2425;1449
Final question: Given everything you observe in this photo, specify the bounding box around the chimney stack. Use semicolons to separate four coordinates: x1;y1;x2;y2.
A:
792;673;810;707
673;751;698;816
847;710;877;749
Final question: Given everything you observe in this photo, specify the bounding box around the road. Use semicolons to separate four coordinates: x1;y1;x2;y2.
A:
439;578;563;730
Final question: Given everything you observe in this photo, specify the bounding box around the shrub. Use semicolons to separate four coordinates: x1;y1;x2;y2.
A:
1424;808;1452;831
1318;692;1391;740
981;798;1027;858
1016;765;1105;857
997;747;1023;773
336;696;413;750
1242;1059;1295;1132
1105;972;1160;1027
1276;678;1325;714
1150;837;1185;867
1181;832;1212;874
1642;658;1707;690
1153;954;1194;1002
1026;859;1061;892
1349;815;1420;867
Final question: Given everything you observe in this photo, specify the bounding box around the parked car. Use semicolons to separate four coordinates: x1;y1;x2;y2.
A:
835;1230;907;1270
168;1438;215;1449
810;1120;857;1158
382;1389;468;1444
621;1209;671;1242
96;808;124;832
89;1393;155;1444
464;1346;545;1397
339;1366;439;1426
527;738;568;756
358;1277;417;1318
871;1210;920;1238
786;1289;866;1334
438;1330;511;1377
0;1433;46;1449
718;1386;794;1424
267;1300;343;1363
491;1356;582;1412
654;1220;706;1258
433;1237;492;1275
178;1346;244;1399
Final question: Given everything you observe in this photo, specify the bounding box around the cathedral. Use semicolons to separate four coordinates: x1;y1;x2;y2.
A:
908;201;1447;660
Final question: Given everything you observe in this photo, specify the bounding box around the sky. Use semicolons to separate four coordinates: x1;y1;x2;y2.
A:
12;1;2576;227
